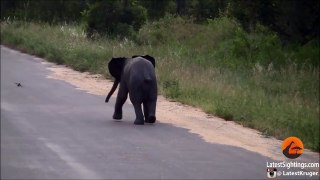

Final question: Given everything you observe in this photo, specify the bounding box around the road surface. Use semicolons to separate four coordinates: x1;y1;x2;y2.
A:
1;46;305;179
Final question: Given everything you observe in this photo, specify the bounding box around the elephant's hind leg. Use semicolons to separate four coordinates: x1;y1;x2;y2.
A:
144;101;156;123
143;102;149;122
113;84;128;120
146;115;156;123
133;103;144;125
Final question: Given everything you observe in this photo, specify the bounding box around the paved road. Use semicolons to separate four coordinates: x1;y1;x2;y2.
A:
1;46;299;179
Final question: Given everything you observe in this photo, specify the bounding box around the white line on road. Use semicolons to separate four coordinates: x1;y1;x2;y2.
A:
38;137;100;179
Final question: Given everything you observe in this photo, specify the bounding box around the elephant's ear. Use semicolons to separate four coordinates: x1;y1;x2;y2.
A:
142;55;155;68
108;57;126;81
132;55;155;68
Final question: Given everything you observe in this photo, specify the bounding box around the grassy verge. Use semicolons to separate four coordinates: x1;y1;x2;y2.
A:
1;17;319;151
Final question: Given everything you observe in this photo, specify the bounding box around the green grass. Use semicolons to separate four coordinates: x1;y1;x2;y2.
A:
1;17;319;151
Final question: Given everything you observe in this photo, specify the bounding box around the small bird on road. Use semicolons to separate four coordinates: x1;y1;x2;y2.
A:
14;82;22;87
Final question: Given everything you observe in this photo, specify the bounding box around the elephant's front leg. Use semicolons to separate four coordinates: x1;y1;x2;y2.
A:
113;84;128;120
133;103;144;125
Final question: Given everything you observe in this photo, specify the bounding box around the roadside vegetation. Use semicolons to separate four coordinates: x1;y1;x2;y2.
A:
1;0;319;151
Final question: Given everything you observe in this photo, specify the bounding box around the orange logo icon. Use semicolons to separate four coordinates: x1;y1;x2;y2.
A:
282;136;304;159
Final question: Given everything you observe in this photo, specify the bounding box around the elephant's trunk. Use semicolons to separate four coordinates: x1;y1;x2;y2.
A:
105;80;119;103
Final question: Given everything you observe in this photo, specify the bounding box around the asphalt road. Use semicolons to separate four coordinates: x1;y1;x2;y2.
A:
0;46;301;179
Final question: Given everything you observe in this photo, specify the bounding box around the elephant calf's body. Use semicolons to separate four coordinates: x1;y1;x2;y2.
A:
106;56;157;125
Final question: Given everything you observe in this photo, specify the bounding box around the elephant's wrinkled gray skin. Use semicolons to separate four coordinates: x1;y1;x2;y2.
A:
105;55;157;125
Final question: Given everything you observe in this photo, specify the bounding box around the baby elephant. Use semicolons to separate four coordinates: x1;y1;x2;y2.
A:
105;55;157;125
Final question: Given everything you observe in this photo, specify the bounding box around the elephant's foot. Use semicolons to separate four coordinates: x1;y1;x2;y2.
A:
113;113;122;120
134;119;144;125
145;115;156;123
